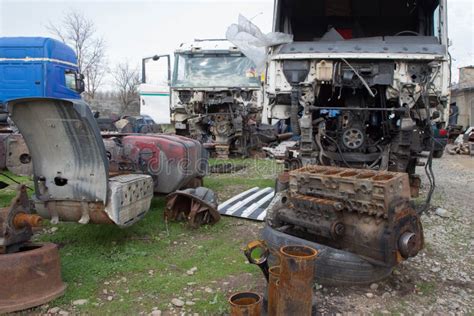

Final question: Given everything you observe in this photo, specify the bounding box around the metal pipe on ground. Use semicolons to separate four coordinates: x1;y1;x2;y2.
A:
229;292;262;316
277;245;318;316
268;266;281;316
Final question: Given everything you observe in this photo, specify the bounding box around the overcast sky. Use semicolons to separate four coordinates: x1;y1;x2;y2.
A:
1;0;473;87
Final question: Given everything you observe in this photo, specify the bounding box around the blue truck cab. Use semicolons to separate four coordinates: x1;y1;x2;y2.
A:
0;37;84;106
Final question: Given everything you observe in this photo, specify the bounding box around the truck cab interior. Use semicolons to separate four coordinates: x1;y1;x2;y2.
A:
274;0;441;41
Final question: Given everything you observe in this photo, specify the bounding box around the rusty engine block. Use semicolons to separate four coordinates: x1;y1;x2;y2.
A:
266;166;424;267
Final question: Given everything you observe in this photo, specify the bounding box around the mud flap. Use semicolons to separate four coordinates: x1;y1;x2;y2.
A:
8;98;109;203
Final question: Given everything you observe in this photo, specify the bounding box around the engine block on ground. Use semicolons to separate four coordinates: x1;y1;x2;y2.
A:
267;166;424;267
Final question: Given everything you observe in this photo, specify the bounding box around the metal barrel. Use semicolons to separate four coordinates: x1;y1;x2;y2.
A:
277;245;318;316
229;292;262;316
268;266;281;316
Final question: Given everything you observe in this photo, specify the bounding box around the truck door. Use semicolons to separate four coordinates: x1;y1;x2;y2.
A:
139;55;171;124
0;62;43;102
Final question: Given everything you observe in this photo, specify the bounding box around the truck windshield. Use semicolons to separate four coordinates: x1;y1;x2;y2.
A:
172;54;260;88
275;0;441;41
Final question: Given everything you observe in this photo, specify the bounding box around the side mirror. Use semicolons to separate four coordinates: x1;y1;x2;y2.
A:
76;73;85;94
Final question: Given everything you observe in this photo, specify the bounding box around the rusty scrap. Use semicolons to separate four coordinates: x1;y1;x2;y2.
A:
0;185;66;313
165;187;220;228
266;165;424;267
1;185;33;254
277;245;318;316
229;292;262;316
0;243;67;314
13;213;42;229
268;266;281;316
447;143;471;155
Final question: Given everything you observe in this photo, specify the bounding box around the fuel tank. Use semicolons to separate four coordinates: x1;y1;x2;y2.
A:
103;134;208;194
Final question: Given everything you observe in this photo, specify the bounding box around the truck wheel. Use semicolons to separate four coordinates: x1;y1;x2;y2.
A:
432;150;444;158
262;225;393;286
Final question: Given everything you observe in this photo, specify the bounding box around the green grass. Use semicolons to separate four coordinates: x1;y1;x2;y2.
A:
2;159;277;314
416;282;436;296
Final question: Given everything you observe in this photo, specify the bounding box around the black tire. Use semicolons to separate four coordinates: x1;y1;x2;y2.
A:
262;225;393;286
433;150;444;159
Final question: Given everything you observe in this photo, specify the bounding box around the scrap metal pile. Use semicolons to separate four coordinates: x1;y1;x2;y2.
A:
229;241;318;315
448;127;474;156
0;185;66;313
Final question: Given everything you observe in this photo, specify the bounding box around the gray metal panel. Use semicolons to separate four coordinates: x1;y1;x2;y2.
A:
8;98;109;203
218;187;275;221
276;37;447;56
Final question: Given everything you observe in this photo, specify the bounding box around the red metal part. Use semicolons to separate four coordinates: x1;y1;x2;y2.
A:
104;134;207;194
229;292;262;316
277;245;318;316
0;243;66;313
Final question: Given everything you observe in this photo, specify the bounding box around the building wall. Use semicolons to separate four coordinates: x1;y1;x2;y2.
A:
459;67;474;86
451;90;473;128
451;67;474;129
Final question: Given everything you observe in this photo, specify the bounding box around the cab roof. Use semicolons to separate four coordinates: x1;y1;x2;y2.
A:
0;37;77;65
175;39;241;54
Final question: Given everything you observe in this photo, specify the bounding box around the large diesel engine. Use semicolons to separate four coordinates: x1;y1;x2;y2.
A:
267;165;423;267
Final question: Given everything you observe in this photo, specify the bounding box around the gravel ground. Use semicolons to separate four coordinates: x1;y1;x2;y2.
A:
315;153;474;315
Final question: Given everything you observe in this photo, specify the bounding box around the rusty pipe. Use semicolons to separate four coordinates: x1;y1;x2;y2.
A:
268;266;280;316
277;245;318;316
13;213;43;229
229;292;262;316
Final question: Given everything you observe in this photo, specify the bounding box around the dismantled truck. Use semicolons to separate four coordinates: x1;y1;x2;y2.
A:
0;37;207;227
172;40;267;158
263;0;450;170
143;40;283;158
259;0;450;284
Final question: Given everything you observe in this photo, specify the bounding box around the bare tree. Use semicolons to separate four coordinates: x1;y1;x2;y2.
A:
112;62;141;113
47;11;107;100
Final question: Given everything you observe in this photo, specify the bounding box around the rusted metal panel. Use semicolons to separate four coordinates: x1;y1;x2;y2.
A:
228;292;262;316
266;165;424;267
0;243;66;313
277;245;317;316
